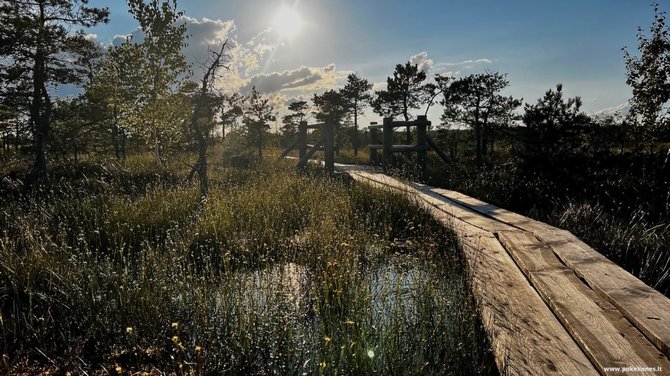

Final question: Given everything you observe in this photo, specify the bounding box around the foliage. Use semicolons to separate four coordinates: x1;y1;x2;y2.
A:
440;71;521;166
125;0;190;165
313;89;348;124
521;84;591;161
281;99;310;140
0;156;495;375
0;0;109;182
244;86;276;158
86;42;145;160
219;93;244;139
372;62;431;122
341;73;373;155
623;2;670;150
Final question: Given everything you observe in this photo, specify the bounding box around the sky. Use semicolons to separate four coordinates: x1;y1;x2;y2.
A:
83;0;664;124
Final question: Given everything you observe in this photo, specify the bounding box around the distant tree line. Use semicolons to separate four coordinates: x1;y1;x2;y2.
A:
0;0;282;198
2;1;670;198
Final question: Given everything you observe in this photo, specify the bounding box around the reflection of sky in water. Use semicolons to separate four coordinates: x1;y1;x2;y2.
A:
369;261;430;327
218;257;440;330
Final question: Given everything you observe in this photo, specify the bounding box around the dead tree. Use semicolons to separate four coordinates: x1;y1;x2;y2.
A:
189;40;231;198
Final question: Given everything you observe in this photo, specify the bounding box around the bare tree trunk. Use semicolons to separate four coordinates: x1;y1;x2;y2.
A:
112;124;120;159
475;124;482;167
481;124;489;158
121;128;127;160
26;2;50;184
154;128;162;166
27;93;50;182
353;100;359;156
189;41;230;198
15;122;20;151
258;127;263;158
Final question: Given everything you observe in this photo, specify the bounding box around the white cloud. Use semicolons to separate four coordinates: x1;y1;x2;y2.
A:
592;102;631;118
109;15;352;115
322;63;336;73
112;34;132;45
410;51;433;73
434;58;493;69
240;64;348;95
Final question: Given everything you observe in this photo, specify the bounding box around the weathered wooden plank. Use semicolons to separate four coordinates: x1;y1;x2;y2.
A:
498;231;670;375
339;167;599;375
429;187;547;231
454;230;598;375
338;164;670;372
430;186;670;358
352;172;518;233
538;230;670;359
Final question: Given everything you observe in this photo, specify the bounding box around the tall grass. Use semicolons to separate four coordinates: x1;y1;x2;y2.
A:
0;155;495;375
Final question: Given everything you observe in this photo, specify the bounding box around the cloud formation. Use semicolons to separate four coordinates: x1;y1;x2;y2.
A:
240;64;348;95
592;102;631;118
433;58;493;72
410;51;434;73
109;15;351;117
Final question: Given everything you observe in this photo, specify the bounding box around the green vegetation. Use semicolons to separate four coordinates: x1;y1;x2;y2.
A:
0;153;495;375
422;134;670;296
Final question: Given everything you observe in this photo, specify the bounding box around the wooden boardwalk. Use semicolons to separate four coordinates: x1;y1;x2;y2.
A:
336;163;670;376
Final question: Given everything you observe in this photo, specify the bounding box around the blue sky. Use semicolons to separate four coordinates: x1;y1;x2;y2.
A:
86;0;662;120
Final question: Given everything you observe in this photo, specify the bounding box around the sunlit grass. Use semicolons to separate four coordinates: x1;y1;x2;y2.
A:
0;154;495;375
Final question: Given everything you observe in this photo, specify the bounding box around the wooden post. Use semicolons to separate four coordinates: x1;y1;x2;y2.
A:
369;122;378;165
324;119;334;174
382;117;393;171
298;121;307;161
416;115;428;179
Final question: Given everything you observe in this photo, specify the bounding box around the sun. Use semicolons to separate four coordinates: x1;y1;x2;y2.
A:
272;5;303;40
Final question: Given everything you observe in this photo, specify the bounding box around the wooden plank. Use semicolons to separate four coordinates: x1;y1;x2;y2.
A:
387;119;431;128
430;186;670;358
338;164;670;370
498;231;670;375
339;167;598;375
351;172;518;233
452;230;598;375
538;230;670;359
390;145;429;152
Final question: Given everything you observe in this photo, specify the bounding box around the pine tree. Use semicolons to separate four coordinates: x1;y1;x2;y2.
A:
0;0;109;183
341;73;372;155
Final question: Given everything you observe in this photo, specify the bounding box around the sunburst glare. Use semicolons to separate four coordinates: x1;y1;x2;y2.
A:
272;5;303;40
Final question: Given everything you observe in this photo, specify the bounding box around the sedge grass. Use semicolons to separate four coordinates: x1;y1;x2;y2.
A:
0;154;495;375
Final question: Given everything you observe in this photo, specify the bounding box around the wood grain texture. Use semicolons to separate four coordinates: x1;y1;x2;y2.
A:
335;164;670;374
498;231;670;375
340;167;599;375
430;185;670;359
459;232;598;375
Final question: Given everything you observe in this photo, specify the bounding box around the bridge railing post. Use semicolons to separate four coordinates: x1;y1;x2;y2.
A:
369;122;378;165
298;121;307;161
416;115;428;179
382;117;393;171
324;118;335;174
